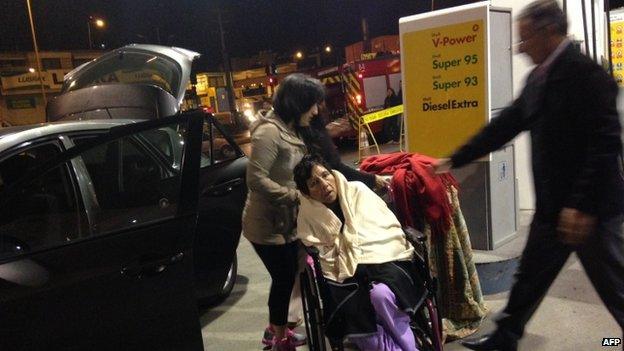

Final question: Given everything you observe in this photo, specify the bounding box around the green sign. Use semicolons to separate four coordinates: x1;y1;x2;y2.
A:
7;97;36;109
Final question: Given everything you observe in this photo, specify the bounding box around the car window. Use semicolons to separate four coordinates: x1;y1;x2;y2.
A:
63;51;181;97
73;122;185;234
201;119;239;167
0;143;82;259
140;126;210;169
142;128;175;166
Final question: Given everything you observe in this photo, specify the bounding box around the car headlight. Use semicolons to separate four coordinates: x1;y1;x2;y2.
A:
244;109;256;123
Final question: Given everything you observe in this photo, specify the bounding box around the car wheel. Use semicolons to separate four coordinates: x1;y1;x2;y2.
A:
217;255;237;300
197;255;238;306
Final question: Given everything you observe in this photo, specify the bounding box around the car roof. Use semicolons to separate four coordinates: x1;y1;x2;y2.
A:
0;119;140;152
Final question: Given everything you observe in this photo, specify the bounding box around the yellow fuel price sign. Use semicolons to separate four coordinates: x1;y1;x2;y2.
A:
402;19;487;157
610;12;624;87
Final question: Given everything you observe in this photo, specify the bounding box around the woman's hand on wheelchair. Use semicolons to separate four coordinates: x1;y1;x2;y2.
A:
374;175;391;190
404;227;426;245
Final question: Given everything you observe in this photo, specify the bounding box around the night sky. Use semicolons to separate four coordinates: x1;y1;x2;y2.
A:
2;0;482;70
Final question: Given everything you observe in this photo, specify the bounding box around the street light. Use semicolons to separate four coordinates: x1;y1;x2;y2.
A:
295;51;303;59
87;16;106;49
325;45;332;53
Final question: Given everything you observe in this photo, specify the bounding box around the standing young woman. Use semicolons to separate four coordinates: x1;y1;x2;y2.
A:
242;73;324;351
276;89;389;345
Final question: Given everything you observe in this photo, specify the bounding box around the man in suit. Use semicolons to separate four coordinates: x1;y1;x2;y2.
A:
435;1;624;350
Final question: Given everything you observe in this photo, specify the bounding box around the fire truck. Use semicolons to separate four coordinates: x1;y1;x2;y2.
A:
315;54;402;141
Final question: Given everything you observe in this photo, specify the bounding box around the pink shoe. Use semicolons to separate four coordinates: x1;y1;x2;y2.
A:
262;326;306;347
271;336;297;351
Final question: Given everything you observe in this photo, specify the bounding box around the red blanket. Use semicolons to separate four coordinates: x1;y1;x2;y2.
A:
360;153;458;234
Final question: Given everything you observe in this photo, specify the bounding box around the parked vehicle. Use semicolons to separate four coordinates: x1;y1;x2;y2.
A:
315;56;402;142
45;44;247;304
0;113;208;349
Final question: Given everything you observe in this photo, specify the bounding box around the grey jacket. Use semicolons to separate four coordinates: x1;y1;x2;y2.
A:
242;111;307;245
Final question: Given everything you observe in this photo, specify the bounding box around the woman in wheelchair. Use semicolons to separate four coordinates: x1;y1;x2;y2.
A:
293;154;427;351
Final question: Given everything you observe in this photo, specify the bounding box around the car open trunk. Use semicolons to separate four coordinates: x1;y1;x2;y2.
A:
46;84;179;121
46;44;199;122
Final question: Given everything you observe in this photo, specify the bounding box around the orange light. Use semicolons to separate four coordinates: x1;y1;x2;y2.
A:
356;94;362;105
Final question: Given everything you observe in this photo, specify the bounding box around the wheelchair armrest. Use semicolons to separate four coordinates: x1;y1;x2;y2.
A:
404;226;426;245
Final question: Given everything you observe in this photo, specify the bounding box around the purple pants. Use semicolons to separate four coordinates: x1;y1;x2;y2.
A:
350;283;418;351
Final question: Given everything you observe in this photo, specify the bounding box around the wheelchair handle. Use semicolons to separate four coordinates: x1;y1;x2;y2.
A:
404;226;426;244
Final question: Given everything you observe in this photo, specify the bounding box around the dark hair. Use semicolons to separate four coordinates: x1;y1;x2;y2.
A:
272;73;325;126
296;103;335;159
519;0;567;36
294;154;332;195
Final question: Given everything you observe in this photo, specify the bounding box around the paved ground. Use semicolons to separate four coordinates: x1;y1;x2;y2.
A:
199;213;621;350
201;142;621;350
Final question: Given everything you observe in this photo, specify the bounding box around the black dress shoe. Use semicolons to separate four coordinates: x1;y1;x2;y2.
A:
461;333;518;351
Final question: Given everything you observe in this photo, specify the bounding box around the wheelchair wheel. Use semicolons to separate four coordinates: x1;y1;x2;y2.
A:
301;267;328;351
412;298;444;351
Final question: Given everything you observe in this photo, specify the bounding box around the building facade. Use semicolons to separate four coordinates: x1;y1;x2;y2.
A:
0;50;102;126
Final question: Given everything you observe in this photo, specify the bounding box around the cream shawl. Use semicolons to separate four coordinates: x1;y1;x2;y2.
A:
296;170;413;282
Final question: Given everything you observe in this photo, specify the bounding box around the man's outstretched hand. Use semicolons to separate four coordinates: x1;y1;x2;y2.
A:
432;158;452;174
374;175;391;190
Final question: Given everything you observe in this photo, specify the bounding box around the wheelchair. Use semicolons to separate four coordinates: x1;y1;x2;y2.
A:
299;186;444;351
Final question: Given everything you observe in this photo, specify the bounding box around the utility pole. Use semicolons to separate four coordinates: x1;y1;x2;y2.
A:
87;21;93;49
216;6;237;114
25;0;47;110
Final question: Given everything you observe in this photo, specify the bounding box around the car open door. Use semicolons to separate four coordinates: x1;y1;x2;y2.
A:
0;113;204;350
194;114;247;301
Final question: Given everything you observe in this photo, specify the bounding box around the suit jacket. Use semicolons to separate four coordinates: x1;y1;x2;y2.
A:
451;44;624;221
